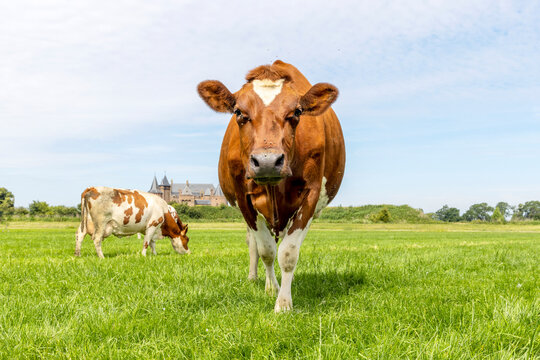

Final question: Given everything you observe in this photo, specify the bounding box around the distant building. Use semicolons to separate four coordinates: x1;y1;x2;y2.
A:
148;175;227;206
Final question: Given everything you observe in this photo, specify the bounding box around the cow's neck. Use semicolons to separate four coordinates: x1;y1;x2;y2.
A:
246;182;282;240
266;184;280;241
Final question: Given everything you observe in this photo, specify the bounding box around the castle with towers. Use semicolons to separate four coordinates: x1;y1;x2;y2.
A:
148;175;228;206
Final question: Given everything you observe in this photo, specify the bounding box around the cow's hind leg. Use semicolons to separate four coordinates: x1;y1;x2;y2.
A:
246;230;259;281
250;217;279;296
74;223;86;256
92;231;105;259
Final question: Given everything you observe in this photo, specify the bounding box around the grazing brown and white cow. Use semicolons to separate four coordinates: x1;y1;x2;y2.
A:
75;187;189;258
197;60;345;312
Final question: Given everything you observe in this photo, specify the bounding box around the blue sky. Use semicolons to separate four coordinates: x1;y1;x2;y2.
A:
1;0;539;213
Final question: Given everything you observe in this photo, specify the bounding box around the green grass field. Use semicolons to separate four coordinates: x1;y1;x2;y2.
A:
0;222;538;359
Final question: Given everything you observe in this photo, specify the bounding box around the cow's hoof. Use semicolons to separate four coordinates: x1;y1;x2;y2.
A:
74;251;80;257
248;273;258;282
265;281;280;297
274;297;293;313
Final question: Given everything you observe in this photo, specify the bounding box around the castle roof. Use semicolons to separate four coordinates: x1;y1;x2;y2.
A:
204;188;212;196
181;184;192;195
172;182;215;197
214;185;224;197
148;176;161;194
161;175;170;187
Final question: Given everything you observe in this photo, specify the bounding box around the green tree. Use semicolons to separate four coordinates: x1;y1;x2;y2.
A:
495;202;512;219
513;201;540;220
29;201;51;216
491;207;505;223
434;205;461;222
462;203;494;222
0;187;15;219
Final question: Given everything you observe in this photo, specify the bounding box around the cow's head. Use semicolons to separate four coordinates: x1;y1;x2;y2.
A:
198;63;338;185
171;222;189;255
164;210;190;254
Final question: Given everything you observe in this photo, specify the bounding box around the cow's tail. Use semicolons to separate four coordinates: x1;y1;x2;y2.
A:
80;192;89;233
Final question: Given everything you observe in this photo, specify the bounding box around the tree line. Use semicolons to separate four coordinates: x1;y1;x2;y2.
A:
0;188;80;220
1;187;539;223
433;201;540;223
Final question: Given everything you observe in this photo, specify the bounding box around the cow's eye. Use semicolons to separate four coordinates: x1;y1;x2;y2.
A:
286;108;302;126
234;109;250;125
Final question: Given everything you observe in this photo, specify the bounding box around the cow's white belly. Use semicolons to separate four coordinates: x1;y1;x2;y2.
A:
108;221;147;237
104;201;159;237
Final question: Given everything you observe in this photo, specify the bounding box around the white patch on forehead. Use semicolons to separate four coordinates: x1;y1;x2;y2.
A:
252;79;285;106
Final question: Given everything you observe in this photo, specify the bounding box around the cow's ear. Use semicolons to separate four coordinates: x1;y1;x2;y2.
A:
197;80;236;113
299;83;339;116
181;224;188;236
176;218;184;229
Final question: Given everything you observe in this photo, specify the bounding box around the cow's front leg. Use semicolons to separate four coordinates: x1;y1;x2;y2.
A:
275;221;311;312
246;230;259;281
142;227;157;256
275;176;322;312
150;238;157;255
249;217;279;296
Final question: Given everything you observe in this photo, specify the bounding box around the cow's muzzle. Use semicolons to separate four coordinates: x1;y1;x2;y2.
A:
248;150;290;185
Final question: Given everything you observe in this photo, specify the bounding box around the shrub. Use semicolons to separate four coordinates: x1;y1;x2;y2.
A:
491;207;505;224
14;207;29;216
29;201;51;216
370;208;392;223
169;203;243;222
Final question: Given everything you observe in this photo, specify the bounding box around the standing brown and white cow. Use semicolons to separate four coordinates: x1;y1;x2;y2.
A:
75;186;189;258
197;60;345;312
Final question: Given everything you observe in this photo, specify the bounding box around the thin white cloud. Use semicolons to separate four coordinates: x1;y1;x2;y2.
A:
2;1;538;141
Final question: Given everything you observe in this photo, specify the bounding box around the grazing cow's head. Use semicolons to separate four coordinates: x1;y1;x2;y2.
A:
198;64;338;185
164;209;190;254
172;222;190;255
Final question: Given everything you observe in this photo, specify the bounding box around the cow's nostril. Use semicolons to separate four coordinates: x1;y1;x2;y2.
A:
275;154;284;167
250;156;260;168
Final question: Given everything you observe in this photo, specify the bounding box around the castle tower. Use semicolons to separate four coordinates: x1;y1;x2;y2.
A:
159;174;171;203
148;176;161;196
